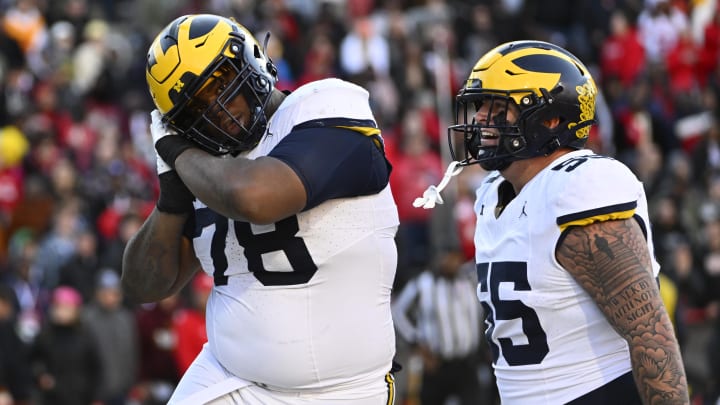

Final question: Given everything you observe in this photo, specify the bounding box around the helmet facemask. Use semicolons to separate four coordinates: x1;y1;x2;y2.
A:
449;89;538;171
163;32;275;156
449;85;594;171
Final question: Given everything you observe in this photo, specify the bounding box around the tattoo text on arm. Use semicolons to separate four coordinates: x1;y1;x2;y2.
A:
557;219;689;404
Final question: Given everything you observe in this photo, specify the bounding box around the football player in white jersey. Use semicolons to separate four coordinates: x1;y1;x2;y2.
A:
121;14;399;405
417;40;689;404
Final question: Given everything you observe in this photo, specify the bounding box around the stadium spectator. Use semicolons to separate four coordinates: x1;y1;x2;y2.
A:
171;273;212;375
390;112;443;289
82;269;138;405
0;284;32;405
29;286;103;405
133;295;181;405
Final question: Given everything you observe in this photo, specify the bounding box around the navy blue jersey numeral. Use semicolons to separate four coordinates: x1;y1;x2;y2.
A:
477;261;549;366
234;217;317;286
551;154;611;172
192;208;317;286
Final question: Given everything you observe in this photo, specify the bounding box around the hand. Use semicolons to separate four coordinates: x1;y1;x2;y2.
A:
150;109;197;170
150;109;175;175
150;110;195;214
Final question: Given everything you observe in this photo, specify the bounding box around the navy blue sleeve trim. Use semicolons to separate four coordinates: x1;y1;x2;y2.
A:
292;117;378;131
269;125;391;210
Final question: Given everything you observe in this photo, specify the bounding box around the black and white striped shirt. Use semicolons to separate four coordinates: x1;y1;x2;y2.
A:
392;266;482;360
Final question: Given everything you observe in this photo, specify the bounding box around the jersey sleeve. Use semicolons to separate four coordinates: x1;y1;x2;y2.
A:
551;155;643;231
268;119;391;210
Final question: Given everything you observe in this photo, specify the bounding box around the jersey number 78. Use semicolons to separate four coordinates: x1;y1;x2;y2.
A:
192;207;318;287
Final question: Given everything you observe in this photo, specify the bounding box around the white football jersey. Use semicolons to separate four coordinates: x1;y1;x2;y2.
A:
473;149;659;404
191;79;399;392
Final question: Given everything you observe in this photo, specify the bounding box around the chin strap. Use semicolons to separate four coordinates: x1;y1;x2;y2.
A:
412;161;464;209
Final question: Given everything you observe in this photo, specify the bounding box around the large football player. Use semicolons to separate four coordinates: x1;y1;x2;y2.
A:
122;14;399;404
420;40;689;404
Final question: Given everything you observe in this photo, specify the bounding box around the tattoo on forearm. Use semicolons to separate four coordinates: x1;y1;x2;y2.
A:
557;219;689;404
122;217;179;300
140;239;174;287
610;278;658;323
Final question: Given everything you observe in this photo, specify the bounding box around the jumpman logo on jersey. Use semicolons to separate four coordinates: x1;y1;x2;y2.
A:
519;201;528;218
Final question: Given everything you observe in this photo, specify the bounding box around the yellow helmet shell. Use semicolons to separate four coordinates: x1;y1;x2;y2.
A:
146;14;260;114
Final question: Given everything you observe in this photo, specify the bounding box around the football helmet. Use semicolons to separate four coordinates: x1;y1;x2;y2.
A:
448;40;597;171
146;14;278;155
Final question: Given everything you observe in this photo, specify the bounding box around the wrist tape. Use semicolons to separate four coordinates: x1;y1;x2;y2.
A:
155;136;196;169
157;171;194;214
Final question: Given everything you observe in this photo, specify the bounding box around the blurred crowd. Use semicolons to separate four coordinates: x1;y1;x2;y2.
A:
0;0;719;404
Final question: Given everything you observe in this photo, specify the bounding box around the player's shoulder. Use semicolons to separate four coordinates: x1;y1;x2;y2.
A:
281;78;373;120
259;79;375;153
546;150;634;179
274;78;375;128
272;79;378;141
543;150;644;222
543;150;639;192
292;78;369;98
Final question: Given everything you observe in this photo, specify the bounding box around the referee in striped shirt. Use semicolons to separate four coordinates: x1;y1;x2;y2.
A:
392;248;490;405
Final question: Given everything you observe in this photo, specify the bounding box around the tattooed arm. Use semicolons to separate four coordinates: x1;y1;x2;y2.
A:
556;218;689;404
121;209;201;303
